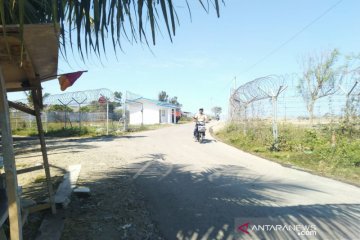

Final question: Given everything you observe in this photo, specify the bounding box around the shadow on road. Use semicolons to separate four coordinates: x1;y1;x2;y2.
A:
115;159;360;240
199;139;217;144
65;135;147;143
6;135;147;157
58;154;360;240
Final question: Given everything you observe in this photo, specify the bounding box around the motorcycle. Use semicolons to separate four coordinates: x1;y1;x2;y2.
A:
195;121;206;143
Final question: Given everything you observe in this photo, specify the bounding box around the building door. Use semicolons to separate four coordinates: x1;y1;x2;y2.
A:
159;109;167;123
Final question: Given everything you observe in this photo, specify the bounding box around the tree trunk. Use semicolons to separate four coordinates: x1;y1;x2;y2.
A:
308;101;315;124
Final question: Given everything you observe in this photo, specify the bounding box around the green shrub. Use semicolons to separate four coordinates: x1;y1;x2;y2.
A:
303;129;318;151
215;122;360;184
29;127;93;137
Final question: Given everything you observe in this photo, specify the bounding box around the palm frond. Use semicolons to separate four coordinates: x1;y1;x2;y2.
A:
0;0;222;58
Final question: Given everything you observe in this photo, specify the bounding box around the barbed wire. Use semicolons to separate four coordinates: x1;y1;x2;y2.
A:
229;74;360;123
43;88;115;106
14;88;115;107
232;75;287;104
125;91;143;102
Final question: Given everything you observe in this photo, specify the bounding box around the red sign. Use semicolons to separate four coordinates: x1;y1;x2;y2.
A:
98;96;107;104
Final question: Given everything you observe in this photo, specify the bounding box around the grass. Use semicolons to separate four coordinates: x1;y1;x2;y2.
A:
12;122;171;138
34;175;46;183
177;116;193;124
12;128;38;136
126;124;171;132
13;126;97;137
215;122;360;185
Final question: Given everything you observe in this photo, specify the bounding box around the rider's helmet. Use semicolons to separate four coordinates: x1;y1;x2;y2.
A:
199;108;204;114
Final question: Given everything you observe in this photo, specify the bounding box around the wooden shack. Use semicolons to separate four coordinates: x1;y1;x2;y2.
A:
0;24;59;240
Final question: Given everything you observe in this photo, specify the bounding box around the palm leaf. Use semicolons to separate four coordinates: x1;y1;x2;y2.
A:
147;0;156;45
159;0;172;41
0;0;11;61
0;0;222;59
167;0;176;35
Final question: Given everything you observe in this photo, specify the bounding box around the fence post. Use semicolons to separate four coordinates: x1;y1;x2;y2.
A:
72;97;87;129
106;99;109;135
28;114;32;129
65;110;67;128
243;105;248;135
79;104;81;129
45;112;48;133
272;96;279;143
123;100;127;131
15;110;18;129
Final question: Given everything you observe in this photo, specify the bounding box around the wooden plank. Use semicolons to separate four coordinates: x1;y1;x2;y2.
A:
53;172;71;207
17;165;43;175
54;164;81;207
8;101;35;116
6;86;37;92
0;68;22;239
31;90;56;214
68;165;82;189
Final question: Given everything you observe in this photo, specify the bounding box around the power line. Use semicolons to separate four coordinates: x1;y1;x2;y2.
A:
221;76;237;93
223;0;343;96
239;0;344;75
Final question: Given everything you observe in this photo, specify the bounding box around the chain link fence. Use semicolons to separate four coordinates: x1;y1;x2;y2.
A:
228;75;360;148
10;88;125;135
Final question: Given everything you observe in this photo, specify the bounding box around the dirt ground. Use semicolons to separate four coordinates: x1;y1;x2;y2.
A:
12;135;164;240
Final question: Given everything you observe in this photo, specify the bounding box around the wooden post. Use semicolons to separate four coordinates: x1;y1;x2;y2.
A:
0;68;23;239
31;90;56;214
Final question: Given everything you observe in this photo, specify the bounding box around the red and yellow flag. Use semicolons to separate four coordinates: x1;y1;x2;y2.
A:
58;71;86;91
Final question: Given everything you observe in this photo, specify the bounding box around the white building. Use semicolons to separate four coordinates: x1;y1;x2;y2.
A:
127;98;179;125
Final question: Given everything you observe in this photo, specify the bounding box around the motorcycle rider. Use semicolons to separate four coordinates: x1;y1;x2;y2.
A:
193;108;208;139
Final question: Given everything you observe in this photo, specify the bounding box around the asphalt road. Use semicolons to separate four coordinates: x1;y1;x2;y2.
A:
117;122;360;240
18;122;359;239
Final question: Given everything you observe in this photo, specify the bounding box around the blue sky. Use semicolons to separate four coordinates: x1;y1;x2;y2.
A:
8;0;360;115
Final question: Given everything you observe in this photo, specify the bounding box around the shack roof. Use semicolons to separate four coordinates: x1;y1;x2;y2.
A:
0;24;59;92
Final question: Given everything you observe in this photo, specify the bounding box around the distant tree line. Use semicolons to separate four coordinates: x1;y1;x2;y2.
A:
158;90;182;107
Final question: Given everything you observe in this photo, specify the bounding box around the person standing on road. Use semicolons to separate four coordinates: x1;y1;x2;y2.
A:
193;108;208;138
